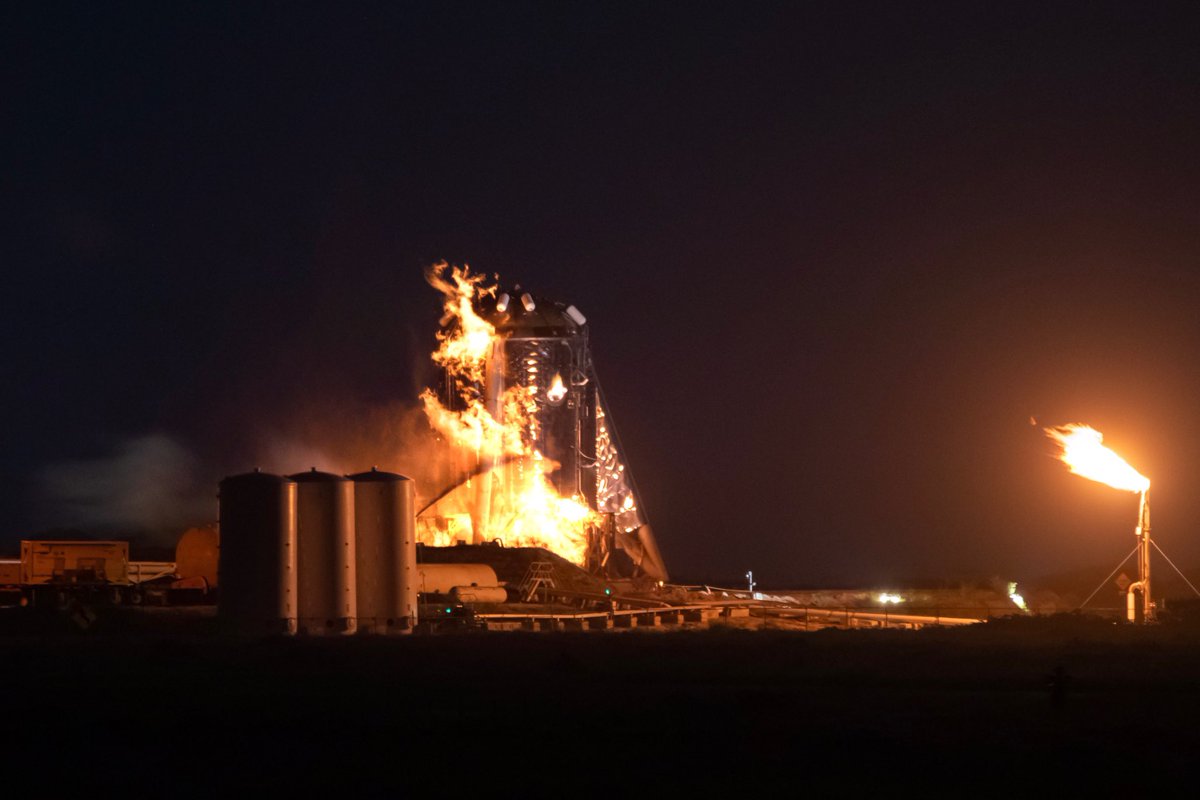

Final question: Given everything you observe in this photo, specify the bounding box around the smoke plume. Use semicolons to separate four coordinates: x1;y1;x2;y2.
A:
36;434;214;538
251;399;459;509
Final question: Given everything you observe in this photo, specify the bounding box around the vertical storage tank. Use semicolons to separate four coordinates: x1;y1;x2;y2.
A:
349;468;416;634
217;471;297;635
290;469;357;635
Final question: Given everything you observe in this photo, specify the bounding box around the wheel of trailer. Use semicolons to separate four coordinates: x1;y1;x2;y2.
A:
128;588;143;605
109;587;123;606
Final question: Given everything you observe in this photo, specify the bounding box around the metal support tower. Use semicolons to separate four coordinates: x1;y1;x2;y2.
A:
1127;490;1153;622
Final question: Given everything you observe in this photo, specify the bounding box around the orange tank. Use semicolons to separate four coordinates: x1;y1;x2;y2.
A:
175;526;219;587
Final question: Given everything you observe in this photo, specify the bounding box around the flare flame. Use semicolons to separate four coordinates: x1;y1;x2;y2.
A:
1044;424;1149;493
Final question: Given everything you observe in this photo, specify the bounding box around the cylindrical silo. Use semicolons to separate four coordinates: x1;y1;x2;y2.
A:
349;468;416;634
217;471;297;635
290;469;357;635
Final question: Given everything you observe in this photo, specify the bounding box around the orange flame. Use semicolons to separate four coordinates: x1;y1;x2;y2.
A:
426;264;497;385
419;263;596;563
546;373;567;404
1044;424;1149;493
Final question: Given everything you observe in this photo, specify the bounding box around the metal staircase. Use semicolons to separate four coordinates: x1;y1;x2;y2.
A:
518;561;556;603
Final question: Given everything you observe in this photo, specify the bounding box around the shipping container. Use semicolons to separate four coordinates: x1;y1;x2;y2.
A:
19;541;129;585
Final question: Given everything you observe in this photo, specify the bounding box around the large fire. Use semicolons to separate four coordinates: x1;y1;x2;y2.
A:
419;263;597;563
1044;423;1149;493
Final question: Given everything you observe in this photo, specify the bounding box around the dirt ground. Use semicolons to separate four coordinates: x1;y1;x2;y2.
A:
0;610;1195;796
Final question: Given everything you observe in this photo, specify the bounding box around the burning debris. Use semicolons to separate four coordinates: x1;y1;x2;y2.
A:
416;264;667;581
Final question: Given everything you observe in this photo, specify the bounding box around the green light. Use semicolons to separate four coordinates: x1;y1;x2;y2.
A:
604;587;612;596
445;607;452;614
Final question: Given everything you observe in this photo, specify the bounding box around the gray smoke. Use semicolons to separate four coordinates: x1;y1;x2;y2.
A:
36;434;214;536
255;401;458;508
256;438;345;476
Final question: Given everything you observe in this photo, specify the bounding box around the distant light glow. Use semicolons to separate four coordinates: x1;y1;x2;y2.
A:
1007;582;1027;612
878;592;905;605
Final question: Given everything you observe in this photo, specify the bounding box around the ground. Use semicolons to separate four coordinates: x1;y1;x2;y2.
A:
0;609;1193;796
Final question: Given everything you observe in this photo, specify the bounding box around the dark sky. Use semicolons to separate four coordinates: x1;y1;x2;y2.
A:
4;2;1200;585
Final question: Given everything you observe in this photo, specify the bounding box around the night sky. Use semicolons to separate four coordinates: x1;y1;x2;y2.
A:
5;2;1200;586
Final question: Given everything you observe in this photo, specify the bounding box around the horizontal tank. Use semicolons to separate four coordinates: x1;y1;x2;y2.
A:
218;471;297;635
291;469;357;636
415;563;499;595
350;468;416;635
450;585;507;604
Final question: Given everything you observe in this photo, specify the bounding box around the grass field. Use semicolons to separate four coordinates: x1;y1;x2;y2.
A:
0;610;1194;796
